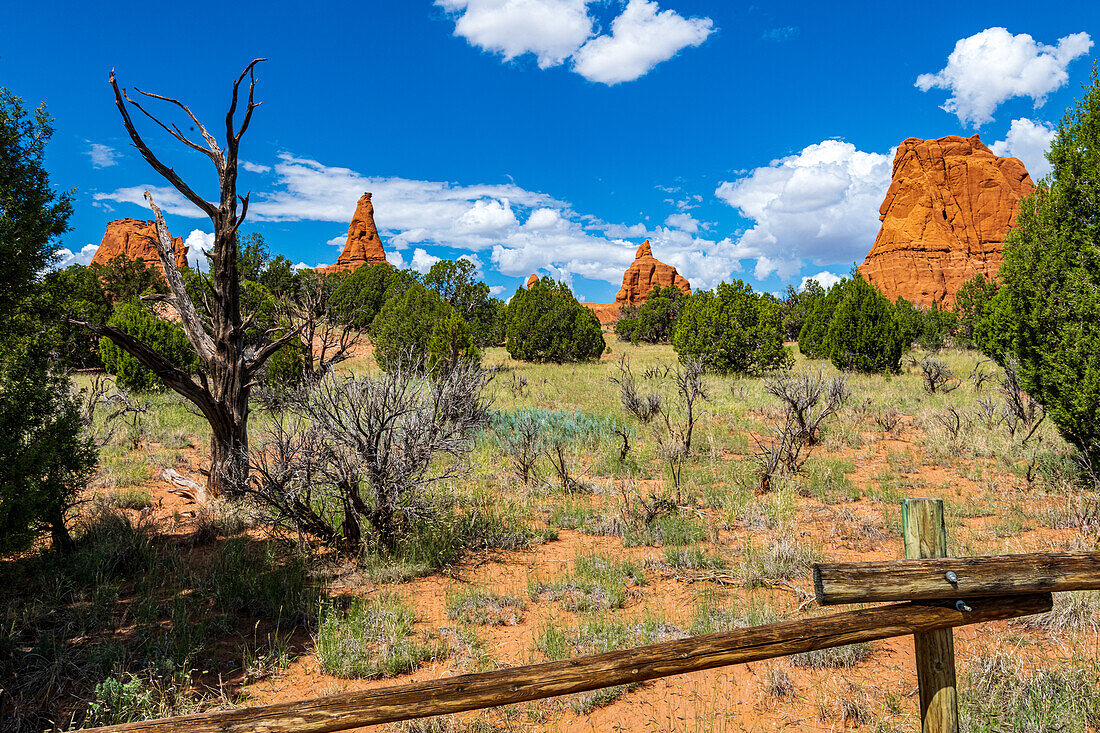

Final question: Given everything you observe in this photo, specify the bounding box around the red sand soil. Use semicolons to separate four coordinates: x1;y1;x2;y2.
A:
109;406;1090;733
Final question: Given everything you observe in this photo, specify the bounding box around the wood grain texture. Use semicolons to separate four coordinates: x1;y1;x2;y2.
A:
814;551;1100;605
81;595;1051;733
904;498;958;733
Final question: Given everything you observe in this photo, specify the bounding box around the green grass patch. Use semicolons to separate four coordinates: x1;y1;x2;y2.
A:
528;554;646;612
445;587;526;626
316;594;445;679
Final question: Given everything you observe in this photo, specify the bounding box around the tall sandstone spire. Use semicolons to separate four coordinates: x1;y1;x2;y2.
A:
319;192;388;274
91;218;189;274
614;240;691;308
858;134;1034;308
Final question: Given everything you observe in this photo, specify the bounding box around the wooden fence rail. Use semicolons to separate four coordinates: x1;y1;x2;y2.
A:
81;594;1050;733
815;551;1100;605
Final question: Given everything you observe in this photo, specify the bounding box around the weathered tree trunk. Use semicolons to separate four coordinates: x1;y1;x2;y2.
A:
48;503;75;554
73;62;302;498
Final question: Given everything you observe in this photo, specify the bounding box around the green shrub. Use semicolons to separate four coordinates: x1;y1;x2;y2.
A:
823;275;905;373
40;264;112;369
781;279;825;341
92;255;167;303
99;301;199;391
0;348;97;554
954;273;999;346
614;285;687;344
505;277;605;362
261;333;307;391
671;280;789;374
894;297;957;351
370;283;478;371
798;277;847;358
973;71;1100;463
424;258;506;347
330;262;417;330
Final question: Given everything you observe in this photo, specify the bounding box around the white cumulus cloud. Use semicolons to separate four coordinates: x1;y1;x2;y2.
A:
184;230;214;271
410;247;443;274
455;198;517;234
715;139;893;280
436;0;593;68
664;212;700;233
438;0;713;83
53;244;99;269
799;271;842;292
524;207;562;229
991;117;1057;180
87;143;119;169
571;0;713;84
916;27;1092;127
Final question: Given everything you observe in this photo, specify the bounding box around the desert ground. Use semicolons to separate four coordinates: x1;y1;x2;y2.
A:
4;340;1096;733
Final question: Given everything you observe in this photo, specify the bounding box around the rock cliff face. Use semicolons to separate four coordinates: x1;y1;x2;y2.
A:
525;273;540;289
583;302;620;325
319;193;388;274
614;240;691;308
858;134;1034;307
91;218;189;274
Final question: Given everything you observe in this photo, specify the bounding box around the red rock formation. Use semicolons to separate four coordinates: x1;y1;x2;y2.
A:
615;240;691;308
858;134;1034;308
525;273;540;289
319;193;389;274
584;302;620;325
91;218;189;274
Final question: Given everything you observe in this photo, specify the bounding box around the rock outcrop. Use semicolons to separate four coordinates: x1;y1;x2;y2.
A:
525;273;540;289
615;240;691;308
583;302;620;325
91;218;189;274
319;193;388;274
858;134;1034;308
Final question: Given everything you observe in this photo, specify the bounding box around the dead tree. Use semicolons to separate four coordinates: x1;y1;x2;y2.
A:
283;270;361;382
77;61;297;497
763;368;849;446
918;355;960;394
612;357;706;498
248;358;490;555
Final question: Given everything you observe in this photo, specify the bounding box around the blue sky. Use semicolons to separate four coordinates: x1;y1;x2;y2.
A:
3;1;1097;302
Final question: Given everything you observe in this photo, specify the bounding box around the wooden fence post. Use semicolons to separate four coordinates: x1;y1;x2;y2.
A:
903;498;959;733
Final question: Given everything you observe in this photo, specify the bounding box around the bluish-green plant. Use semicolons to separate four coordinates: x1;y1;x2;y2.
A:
485;408;628;489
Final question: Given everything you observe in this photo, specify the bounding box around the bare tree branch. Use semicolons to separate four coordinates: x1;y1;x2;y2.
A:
69;318;210;408
248;326;306;375
229;59;266;144
109;69;217;219
123;90;217;162
145;191;216;363
133;87;224;158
